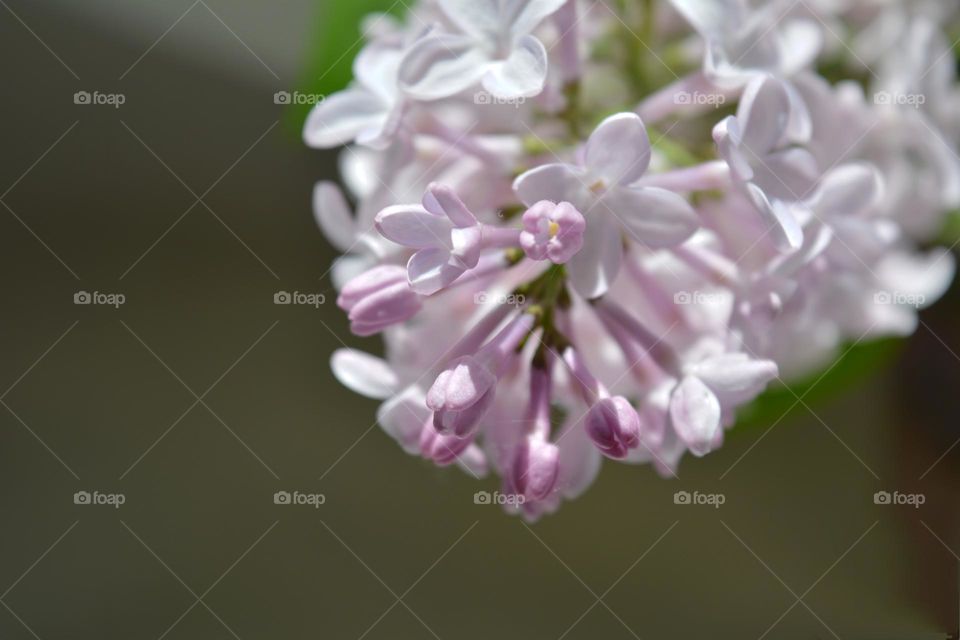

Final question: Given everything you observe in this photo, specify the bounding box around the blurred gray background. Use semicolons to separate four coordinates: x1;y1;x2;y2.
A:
0;1;958;638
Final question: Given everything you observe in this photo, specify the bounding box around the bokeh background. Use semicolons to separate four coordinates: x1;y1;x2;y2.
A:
0;1;958;638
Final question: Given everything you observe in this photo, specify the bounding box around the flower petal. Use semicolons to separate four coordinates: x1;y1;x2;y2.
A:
778;19;823;77
585;113;652;186
407;247;465;295
437;0;501;40
567;216;623;299
424;183;478;228
714;115;754;183
877;248;956;308
331;349;399;399
312;181;355;252
783;79;813;144
481;35;548;99
513;163;585;207
398;33;489;100
815;163;882;218
603;186;699;248
456;444;489;477
375;205;452;248
668;0;730;37
555;418;601;499
738;75;791;155
752;147;820;201
355;107;400;150
377;387;430;454
745;183;804;250
303;88;386;148
505;0;568;37
353;42;402;103
669;376;721;457
688;354;778;406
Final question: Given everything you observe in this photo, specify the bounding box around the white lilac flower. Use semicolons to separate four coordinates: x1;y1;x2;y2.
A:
713;74;819;249
307;0;960;518
668;0;823;89
304;42;406;149
398;0;567;100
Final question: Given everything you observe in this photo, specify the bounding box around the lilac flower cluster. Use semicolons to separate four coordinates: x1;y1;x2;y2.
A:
306;0;960;518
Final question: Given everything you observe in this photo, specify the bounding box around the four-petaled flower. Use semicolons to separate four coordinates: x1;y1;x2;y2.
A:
714;75;819;249
375;183;484;295
514;113;699;298
304;43;405;149
399;0;567;100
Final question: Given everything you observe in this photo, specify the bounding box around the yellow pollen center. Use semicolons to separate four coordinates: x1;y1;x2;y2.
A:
548;221;560;237
589;179;607;194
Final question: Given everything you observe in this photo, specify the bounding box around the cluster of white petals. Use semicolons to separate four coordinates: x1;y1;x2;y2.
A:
306;0;960;519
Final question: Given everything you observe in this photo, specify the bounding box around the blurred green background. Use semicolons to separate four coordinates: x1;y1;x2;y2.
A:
0;1;958;638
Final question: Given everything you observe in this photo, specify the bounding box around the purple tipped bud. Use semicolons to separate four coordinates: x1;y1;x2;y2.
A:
585;396;642;459
338;265;421;336
519;201;586;264
512;437;560;501
426;356;497;437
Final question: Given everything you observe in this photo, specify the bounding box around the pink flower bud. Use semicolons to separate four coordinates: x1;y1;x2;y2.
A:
585;396;642;459
512;436;560;501
426;313;535;437
338;265;421;336
519;201;586;264
426;356;497;437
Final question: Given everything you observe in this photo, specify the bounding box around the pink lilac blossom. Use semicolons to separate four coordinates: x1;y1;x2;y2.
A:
306;0;960;519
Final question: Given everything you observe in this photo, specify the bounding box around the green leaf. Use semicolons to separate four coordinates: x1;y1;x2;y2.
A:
937;209;960;246
732;338;903;436
285;0;403;135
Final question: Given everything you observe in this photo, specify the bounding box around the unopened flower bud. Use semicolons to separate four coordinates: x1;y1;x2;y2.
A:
338;265;421;336
519;201;586;264
512;436;561;500
586;396;642;459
